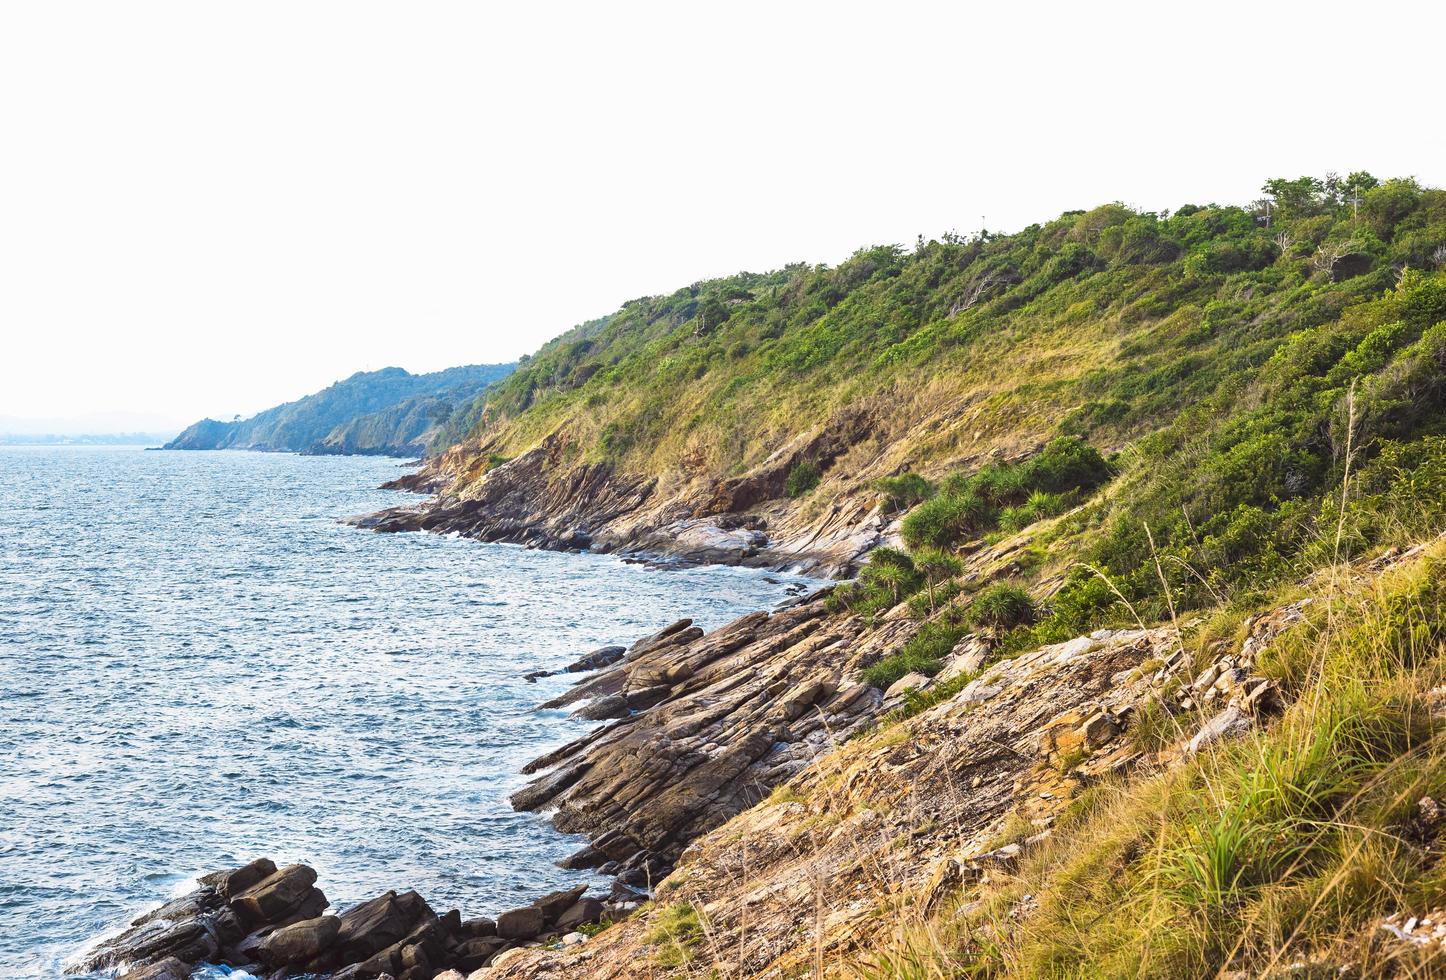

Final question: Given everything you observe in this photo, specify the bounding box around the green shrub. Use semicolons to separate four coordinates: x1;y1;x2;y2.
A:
970;583;1037;629
902;491;995;549
876;472;935;512
861;619;968;689
998;490;1069;532
835;547;924;616
785;459;821;498
1018;436;1112;495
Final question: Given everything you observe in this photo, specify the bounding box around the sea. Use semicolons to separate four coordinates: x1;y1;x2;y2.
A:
0;446;813;977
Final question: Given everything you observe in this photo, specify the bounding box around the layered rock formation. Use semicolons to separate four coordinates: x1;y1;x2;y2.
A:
356;419;903;577
485;604;1302;978
509;595;909;885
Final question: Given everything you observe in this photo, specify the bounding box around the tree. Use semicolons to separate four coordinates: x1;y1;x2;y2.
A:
1262;176;1326;222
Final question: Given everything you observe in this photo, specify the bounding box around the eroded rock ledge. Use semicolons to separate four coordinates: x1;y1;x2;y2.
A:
353;427;892;578
508;592;909;886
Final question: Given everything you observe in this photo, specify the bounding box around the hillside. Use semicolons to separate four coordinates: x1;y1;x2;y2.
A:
351;173;1446;975
369;173;1444;580
163;363;513;455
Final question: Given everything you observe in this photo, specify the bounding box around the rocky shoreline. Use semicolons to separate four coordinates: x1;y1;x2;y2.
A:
78;533;1420;978
73;857;620;980
351;430;893;578
74;592;888;979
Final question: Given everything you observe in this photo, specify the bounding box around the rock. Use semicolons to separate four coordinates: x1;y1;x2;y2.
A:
624;684;672;712
574;694;629;721
561;931;586;946
457;916;498;938
532;885;588;924
230;864;318;924
885;671;931;699
496;905;546;939
1187;705;1254;754
555;897;605;931
941;635;991;679
124;956;193;980
921;858;962;914
78;913;220;972
491;946;531;968
453;937;508;970
558;846;606;870
200;857;278;901
566;645;627;672
258;915;341;965
334;890;432;961
1081;711;1119;750
433;971;465;980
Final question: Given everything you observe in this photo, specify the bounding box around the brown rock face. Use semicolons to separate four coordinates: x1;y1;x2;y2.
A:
259;914;342;965
511;595;912;882
355;412;890;578
230;863;319;924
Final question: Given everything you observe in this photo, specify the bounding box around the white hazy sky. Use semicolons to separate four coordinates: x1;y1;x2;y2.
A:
2;1;1441;428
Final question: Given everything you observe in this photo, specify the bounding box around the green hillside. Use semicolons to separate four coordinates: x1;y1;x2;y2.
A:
165;363;513;455
435;174;1442;607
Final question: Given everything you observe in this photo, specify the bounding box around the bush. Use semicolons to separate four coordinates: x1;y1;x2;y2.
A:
901;491;995;549
785;459;821;498
998;490;1069;532
970;583;1036;629
1018;437;1111;495
876;472;935;512
861;619;968;689
834;547;924;617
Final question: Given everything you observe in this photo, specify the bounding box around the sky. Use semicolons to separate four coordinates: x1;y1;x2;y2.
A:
1;1;1441;430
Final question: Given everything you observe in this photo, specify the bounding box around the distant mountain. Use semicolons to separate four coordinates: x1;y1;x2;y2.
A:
0;432;177;446
163;363;514;455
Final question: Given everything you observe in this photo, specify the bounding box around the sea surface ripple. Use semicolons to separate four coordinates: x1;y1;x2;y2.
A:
0;447;814;977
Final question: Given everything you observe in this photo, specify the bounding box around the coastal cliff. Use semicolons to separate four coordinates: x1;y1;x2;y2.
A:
85;176;1446;978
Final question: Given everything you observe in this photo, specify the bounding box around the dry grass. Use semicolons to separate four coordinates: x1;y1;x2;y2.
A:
850;539;1446;978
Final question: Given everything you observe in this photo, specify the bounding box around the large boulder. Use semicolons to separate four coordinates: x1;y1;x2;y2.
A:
230;864;318;924
532;885;587;924
334;890;433;961
258;914;341;965
496;905;545;940
555;897;604;931
199;857;277;900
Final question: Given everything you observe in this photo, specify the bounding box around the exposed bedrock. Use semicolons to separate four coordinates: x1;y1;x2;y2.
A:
509;591;905;883
356;414;892;578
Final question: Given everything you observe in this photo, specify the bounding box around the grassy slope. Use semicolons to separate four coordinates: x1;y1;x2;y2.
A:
859;539;1446;978
448;178;1442;491
446;177;1446;974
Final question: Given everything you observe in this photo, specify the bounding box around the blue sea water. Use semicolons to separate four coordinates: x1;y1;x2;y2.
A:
0;447;812;977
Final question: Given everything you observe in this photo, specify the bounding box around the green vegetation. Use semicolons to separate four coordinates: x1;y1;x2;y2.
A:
875;472;935;512
785;459;821;497
969;583;1036;629
899;437;1110;550
165;363;514;454
646;901;705;967
872;544;1446;978
860;616;970;689
446;172;1445;708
